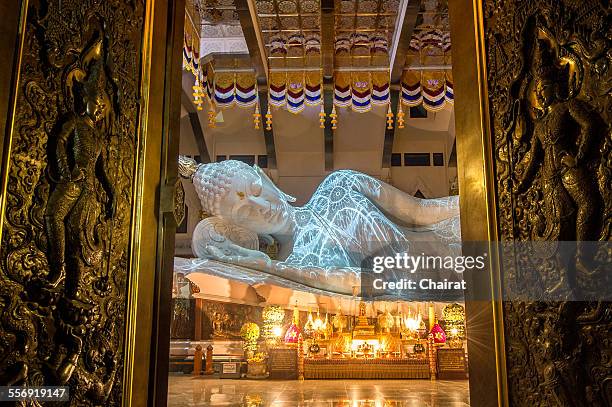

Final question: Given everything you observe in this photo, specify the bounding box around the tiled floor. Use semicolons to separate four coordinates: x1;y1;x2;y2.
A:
167;375;470;406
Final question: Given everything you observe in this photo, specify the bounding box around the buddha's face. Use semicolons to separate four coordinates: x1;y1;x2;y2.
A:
217;166;294;235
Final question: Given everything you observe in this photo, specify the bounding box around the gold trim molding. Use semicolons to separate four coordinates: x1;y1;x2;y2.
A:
449;0;509;406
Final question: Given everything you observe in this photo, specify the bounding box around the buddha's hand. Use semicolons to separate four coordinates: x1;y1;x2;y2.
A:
205;243;272;269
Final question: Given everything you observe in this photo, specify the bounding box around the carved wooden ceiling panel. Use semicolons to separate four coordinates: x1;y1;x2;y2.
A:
256;0;322;67
405;0;449;64
334;0;399;39
195;0;240;25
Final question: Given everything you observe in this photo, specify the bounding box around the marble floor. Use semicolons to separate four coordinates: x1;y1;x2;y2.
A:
167;375;470;407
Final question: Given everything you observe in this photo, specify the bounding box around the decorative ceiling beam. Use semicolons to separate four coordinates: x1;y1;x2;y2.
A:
321;0;335;82
181;89;212;164
236;0;269;85
389;0;420;84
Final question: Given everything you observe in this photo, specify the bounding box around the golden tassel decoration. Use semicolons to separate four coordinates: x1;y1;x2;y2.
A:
330;105;338;130
397;101;405;129
386;104;394;130
208;107;216;128
253;103;261;130
192;83;205;111
318;105;326;129
265;106;272;131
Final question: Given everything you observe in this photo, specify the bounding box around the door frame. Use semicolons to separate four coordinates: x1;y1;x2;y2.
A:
0;0;185;406
449;1;509;406
148;0;510;405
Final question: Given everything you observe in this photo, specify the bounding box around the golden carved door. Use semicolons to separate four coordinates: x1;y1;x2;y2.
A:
450;1;611;406
0;0;184;405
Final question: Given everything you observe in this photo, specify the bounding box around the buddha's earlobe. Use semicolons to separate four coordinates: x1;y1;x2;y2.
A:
253;165;296;202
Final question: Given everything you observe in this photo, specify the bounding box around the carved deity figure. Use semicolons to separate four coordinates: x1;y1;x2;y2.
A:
45;39;115;300
212;312;227;338
510;36;605;295
177;156;461;298
515;38;602;242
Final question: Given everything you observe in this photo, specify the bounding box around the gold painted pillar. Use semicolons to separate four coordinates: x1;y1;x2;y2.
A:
449;1;506;406
194;297;203;341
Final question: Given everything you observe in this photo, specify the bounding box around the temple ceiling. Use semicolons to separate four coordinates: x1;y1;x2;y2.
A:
181;0;456;185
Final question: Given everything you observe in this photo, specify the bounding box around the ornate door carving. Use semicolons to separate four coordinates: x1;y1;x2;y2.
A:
0;1;155;404
483;1;610;405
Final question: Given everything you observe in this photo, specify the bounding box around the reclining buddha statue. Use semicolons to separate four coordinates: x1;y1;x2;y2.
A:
175;156;461;298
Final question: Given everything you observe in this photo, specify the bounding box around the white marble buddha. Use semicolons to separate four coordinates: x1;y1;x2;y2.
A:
176;157;461;297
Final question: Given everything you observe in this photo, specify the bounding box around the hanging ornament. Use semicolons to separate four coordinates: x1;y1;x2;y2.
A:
318;105;326;129
330;105;338;130
208;106;216;128
253;102;261;130
193;81;205;111
265;105;272;130
397;101;405;129
386;104;394;130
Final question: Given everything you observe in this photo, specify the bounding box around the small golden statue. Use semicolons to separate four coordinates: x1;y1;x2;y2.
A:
212;312;228;338
331;306;347;333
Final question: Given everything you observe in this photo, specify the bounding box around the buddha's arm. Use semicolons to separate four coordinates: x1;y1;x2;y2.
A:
205;243;273;269
342;171;460;226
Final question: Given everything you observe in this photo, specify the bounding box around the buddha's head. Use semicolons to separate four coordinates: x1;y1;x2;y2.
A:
180;157;296;235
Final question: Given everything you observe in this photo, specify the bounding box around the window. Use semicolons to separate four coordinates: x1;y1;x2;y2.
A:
216;155;227;162
229;155;256;165
391;153;402;167
404;153;431;166
176;205;188;234
257;155;268;168
409;105;428;118
433;153;444;166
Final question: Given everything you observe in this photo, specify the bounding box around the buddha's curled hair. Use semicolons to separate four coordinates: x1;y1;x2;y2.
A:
191;160;250;216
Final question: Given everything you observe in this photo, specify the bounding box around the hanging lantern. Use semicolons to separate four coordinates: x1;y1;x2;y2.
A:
253;103;261;130
330;105;338;130
386;105;394;130
397;101;405;129
318;105;326;129
265;106;273;130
